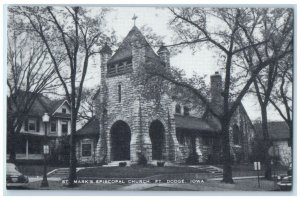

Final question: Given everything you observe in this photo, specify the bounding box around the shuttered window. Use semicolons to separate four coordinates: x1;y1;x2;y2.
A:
24;119;29;131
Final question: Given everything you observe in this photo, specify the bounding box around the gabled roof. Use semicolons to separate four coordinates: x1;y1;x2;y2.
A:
76;117;99;136
9;91;70;118
107;26;161;65
254;121;290;140
175;115;220;134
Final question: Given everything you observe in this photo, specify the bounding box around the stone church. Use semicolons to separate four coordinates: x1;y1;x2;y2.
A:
75;25;256;165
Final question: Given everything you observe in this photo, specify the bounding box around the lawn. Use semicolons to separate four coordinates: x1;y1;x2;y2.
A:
77;165;207;178
215;164;288;177
17;165;62;177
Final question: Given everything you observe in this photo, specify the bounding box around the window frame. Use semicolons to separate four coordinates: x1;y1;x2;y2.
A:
62;108;67;114
61;120;68;134
81;142;92;157
118;84;122;103
28;119;36;131
50;120;57;133
183;106;190;116
175;104;181;114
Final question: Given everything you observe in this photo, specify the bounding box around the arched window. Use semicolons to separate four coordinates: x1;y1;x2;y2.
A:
118;84;121;103
175;104;181;114
183;106;190;116
233;125;240;145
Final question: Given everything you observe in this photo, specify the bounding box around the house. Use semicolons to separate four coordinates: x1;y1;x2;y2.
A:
254;121;292;167
74;25;256;165
7;94;71;162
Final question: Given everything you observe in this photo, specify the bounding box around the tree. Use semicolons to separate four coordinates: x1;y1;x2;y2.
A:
142;8;293;183
238;9;293;179
7;13;59;162
269;56;293;146
77;87;99;126
10;6;110;186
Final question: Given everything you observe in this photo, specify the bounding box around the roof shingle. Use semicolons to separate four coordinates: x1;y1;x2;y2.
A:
254;121;290;140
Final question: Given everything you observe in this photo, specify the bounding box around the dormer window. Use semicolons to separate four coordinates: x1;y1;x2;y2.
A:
62;108;66;114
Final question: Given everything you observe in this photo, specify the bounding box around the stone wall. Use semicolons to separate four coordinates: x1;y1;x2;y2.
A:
95;40;180;164
76;138;98;165
228;105;255;163
273;140;292;167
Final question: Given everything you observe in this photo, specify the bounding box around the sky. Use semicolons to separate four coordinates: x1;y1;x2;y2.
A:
83;6;285;122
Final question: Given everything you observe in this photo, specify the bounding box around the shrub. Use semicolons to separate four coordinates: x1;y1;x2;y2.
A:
185;151;199;165
157;161;165;167
137;153;147;166
119;162;127;167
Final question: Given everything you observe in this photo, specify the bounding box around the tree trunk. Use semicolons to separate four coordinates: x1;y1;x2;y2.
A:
68;100;77;187
221;119;234;183
8;120;16;163
261;106;272;180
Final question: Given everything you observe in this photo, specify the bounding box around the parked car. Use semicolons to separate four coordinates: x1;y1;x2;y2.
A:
277;176;292;191
287;163;292;176
6;163;29;188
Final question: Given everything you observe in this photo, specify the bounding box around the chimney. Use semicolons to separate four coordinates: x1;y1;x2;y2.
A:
210;71;223;113
157;44;170;67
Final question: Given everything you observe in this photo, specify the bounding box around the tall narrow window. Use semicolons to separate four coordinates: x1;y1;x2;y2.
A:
183;106;190;116
51;120;57;132
62;121;68;134
118;84;121;103
233;125;240;145
28;119;36;131
175;104;181;114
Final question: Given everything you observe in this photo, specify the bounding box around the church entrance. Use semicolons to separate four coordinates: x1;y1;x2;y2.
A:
149;120;165;160
110;120;131;161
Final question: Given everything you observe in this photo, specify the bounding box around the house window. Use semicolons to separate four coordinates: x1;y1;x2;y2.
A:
28;119;36;131
50;120;57;132
62;121;68;134
233;125;240;145
81;143;92;157
118;84;121;103
183;106;190;116
175;104;181;114
62;108;67;113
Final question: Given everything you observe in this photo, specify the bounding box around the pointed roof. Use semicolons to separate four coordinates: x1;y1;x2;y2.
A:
107;26;161;65
76;117;99;137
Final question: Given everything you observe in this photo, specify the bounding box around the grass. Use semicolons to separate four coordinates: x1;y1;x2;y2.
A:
17;165;62;177
215;164;288;177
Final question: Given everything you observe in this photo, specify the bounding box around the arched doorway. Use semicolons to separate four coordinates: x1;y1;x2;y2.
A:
110;120;131;161
149;120;165;160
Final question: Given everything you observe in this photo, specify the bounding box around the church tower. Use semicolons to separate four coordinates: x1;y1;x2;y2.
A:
95;25;178;164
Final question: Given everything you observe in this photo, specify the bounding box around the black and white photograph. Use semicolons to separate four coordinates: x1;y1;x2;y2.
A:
3;3;295;193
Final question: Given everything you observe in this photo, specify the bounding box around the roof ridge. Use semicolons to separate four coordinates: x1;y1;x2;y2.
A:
108;26;160;65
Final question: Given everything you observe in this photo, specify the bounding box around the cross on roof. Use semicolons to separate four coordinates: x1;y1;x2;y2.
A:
132;14;138;26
